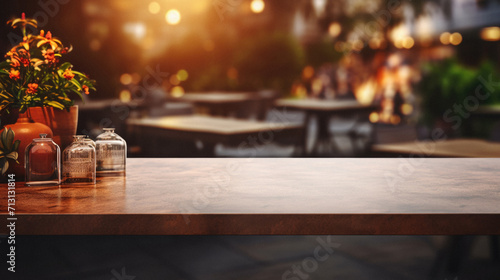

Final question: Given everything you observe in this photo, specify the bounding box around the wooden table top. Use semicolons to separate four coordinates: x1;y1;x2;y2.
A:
372;139;500;158
275;99;377;112
127;115;301;135
1;158;499;235
170;92;255;104
473;105;500;116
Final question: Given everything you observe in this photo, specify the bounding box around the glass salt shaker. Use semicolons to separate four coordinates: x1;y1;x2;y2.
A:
25;134;60;186
84;135;96;148
95;128;126;176
62;135;96;184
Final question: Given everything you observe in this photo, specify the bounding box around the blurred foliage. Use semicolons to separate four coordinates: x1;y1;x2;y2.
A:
304;38;340;67
418;59;500;127
235;33;305;93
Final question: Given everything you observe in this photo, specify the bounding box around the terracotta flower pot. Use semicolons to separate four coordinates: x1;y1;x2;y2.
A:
28;106;78;151
2;113;53;179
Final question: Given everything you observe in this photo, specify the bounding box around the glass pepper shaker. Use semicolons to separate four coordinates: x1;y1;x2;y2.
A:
25;134;61;186
96;128;126;176
62;135;96;184
84;135;96;148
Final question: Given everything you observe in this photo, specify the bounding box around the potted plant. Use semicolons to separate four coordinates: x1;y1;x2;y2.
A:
0;128;20;177
0;13;96;149
417;59;500;137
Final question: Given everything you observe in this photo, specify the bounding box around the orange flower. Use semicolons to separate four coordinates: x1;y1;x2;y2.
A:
62;68;75;80
42;49;55;62
26;83;38;94
9;69;20;80
9;56;21;67
36;31;61;50
82;85;90;95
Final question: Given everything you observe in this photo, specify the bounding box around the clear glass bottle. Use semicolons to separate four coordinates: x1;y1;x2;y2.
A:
62;135;96;184
96;128;126;176
25;134;60;186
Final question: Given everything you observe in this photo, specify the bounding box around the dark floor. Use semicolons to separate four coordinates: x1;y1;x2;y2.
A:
1;235;499;280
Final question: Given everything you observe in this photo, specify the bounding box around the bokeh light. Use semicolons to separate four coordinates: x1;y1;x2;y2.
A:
120;73;133;85
171;86;185;97
148;2;160;14
166;9;181;25
177;69;189;81
440;32;451;45
450;32;462;45
250;0;265;14
481;26;500;41
328;22;341;37
120;90;131;102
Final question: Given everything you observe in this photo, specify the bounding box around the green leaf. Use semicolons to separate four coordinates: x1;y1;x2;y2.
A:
6;151;17;161
12;140;20;153
45;101;65;110
59;62;72;71
5;128;14;151
0;129;8;151
1;159;8;175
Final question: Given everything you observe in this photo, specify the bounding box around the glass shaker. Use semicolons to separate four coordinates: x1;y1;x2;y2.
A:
95;128;126;176
62;135;96;184
25;134;60;186
84;135;96;148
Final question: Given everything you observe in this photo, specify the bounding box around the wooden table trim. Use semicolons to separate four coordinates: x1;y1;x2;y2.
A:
3;213;499;235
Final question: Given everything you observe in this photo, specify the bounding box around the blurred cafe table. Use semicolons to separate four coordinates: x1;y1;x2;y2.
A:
371;138;500;157
127;115;303;156
168;92;273;119
1;158;499;235
275;98;378;156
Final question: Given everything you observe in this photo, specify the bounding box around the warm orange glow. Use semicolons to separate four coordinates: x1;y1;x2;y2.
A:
171;86;185;97
203;40;215;52
328;22;341;37
177;69;188;81
401;104;413;115
390;23;410;49
394;40;403;49
89;39;101;51
481;26;500;41
170;75;180;86
166;9;181;25
355;80;377;105
120;73;133;85
402;37;414;49
227;67;238;80
120;90;131;102
132;73;141;84
148;2;161;14
250;0;265;13
450;32;462;45
334;42;345;52
369;38;381;49
351;40;364;51
311;78;323;94
390;115;401;125
440;32;451;45
302;66;314;80
293;84;307;98
369;112;379;123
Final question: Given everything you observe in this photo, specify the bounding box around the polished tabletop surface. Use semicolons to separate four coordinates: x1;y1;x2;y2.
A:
171;92;255;103
275;98;376;111
372;139;500;157
1;158;499;235
127;115;301;134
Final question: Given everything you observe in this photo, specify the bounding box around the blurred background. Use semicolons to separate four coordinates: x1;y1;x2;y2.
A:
2;0;500;158
1;2;500;279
